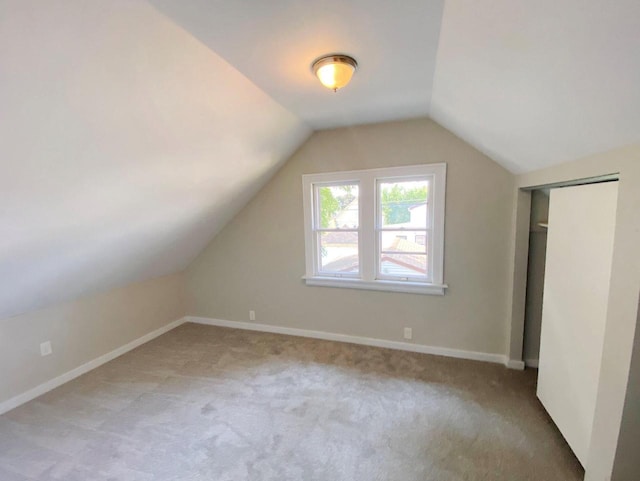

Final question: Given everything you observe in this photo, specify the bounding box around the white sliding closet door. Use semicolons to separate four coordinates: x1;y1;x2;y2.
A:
537;181;618;466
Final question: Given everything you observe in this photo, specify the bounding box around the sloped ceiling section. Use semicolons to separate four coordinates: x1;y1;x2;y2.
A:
0;0;310;319
149;0;445;129
430;0;640;173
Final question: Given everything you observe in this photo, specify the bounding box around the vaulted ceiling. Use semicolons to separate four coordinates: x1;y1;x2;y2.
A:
149;0;445;128
1;0;638;318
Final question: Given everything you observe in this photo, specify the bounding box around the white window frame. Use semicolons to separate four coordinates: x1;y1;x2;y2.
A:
302;163;447;295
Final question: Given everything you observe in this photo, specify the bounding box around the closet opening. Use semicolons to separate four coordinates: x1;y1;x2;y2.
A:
521;174;619;469
521;173;619;370
523;188;549;368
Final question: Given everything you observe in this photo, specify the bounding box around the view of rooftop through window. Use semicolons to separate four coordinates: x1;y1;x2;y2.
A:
315;179;430;279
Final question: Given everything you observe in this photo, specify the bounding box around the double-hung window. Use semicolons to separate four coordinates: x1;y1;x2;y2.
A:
302;163;447;295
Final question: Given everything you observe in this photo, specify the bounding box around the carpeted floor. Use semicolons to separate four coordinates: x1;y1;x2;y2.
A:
0;323;583;480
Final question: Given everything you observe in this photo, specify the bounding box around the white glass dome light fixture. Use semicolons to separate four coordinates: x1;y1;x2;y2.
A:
312;54;358;92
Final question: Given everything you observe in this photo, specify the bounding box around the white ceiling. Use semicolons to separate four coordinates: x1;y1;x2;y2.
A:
430;0;640;173
151;0;640;173
2;0;639;319
149;0;445;129
0;1;309;319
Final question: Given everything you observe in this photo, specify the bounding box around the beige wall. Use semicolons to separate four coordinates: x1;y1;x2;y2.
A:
0;273;185;406
185;118;516;357
512;145;640;481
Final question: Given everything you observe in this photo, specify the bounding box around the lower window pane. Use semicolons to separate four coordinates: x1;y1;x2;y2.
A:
380;253;427;278
319;232;359;273
380;230;428;253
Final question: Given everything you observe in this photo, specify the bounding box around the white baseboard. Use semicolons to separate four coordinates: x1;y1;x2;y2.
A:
187;316;511;367
525;359;539;368
506;359;526;371
0;315;520;416
0;317;188;416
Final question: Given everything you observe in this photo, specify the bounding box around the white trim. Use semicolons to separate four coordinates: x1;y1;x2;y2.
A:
302;163;447;295
523;173;619;191
188;316;507;366
0;317;188;415
506;359;526;370
302;276;447;295
525;358;539;368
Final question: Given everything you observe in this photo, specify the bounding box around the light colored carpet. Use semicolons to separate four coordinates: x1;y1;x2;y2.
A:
0;323;582;480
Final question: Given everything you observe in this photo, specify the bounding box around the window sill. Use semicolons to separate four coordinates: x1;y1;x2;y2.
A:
302;276;447;295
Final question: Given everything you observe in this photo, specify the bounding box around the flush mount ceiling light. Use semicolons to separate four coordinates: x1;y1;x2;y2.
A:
312;54;358;92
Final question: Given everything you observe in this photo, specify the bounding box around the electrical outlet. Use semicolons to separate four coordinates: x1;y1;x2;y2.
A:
40;341;52;357
249;310;256;321
403;327;413;340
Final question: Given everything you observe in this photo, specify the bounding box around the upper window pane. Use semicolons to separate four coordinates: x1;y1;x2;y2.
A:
317;184;359;229
379;180;429;228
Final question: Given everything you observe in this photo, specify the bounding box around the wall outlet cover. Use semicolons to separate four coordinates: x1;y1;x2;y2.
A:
40;341;52;357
